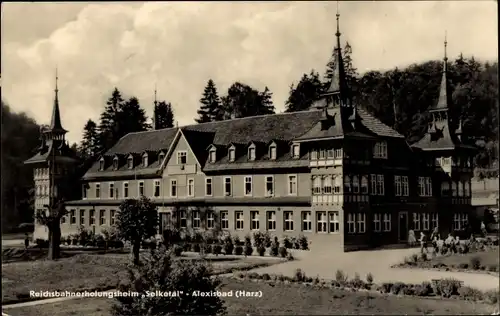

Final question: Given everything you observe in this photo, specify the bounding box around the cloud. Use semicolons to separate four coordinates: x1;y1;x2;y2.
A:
1;1;497;144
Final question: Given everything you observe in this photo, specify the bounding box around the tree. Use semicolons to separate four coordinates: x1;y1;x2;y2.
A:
115;196;158;265
222;82;275;119
119;97;150;136
285;70;323;112
36;199;68;260
112;249;226;316
196;79;224;123
154;101;175;129
98;88;125;151
258;86;276;115
79;120;99;160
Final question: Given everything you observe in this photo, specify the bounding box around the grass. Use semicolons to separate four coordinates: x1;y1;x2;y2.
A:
1;252;277;304
5;278;496;316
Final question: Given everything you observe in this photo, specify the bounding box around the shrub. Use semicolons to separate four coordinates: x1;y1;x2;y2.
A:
440;246;448;255
269;237;279;257
459;244;470;254
419;252;428;261
401;285;415;296
192;243;201;253
203;244;212;254
298;234;309;250
261;273;271;281
335;269;348;285
458;263;469;269
350;273;364;289
278;246;287;258
277;274;285;282
234;245;243;255
433;278;463;298
182;243;191;252
172;245;183;257
162;228;181;246
294;269;306;282
263;232;272;248
257;245;266;256
414;282;432;296
77;226;91;246
112;250;226;316
95;234;106;248
488;264;498;272
411;253;418;263
233;235;242;246
247;272;259;279
35;238;49;249
252;232;264;248
470;256;481;270
458;286;484;301
236;272;245;279
223;237;234;255
244;235;253;256
212;244;222;256
305;276;313;283
366;272;374;284
282;236;292;249
484;289;500;304
391;282;406;295
313;276;320;285
286;253;295;261
291;237;300;249
380;283;393;294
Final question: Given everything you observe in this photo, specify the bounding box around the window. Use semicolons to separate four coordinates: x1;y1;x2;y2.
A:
361;176;368;194
224;177;232;196
373;213;381;232
460;213;468;230
109;183;114;198
70;210;76;224
327;149;335;159
317;211;327;233
123;182;129;198
310;149;318;160
235;211;244;230
113;158;119;170
376;175;385;195
394;176;402;196
461;181;467;197
453;213;468;231
244;176;252;196
312;176;322;195
422;213;430;231
328;211;339;233
80;210;85;225
142;154;148;167
170;180;177;197
99;159;105;171
154;180;161;197
334;176;342;194
228;148;235;162
90;210;95;225
301;211;312;232
250;211;259;230
452;181;458;196
248;147;256;161
206;212;215;229
267;211;276;231
426;177;432;196
464;181;470;197
335;148;343;159
95;183;101;198
413;213;421;231
100;210;106;225
177;151;187;164
187;179;194;197
352;176;359;193
373;141;388;159
139;181;145;196
220;211;229;229
205;178;212;196
61;215;66;224
370;174;377;195
158;152;165;163
288;175;297;195
265;176;274;196
269;145;277;160
344;176;351;193
347;213;356;233
209;150;216;163
323;176;332;194
292;144;300;158
431;213;438;229
357;213;366;233
82;184;87;199
418;177;425;196
179;210;187;228
127;157;133;169
383;214;391;232
192;211;201;229
284;211;294;231
110;210;116;226
402;176;409;196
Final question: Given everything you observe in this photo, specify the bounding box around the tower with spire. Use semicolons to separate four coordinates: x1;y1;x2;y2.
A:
25;70;79;239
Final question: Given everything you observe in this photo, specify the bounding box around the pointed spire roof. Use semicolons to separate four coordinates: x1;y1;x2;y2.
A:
49;68;67;133
153;83;158;130
430;33;451;112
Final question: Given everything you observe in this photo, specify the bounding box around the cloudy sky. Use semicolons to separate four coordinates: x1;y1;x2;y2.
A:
1;1;497;144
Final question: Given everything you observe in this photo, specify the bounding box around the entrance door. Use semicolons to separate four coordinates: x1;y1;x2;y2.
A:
398;212;408;242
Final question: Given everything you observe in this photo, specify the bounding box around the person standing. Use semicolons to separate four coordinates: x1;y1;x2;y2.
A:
481;221;488;237
24;233;30;250
419;231;427;254
408;229;416;247
430;227;439;251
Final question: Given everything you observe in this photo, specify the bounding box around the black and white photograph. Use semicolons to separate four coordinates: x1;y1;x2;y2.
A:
1;1;499;315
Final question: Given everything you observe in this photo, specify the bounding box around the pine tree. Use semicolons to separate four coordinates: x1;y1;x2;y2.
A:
98;88;125;151
154;101;174;129
79;119;99;159
119;97;150;136
258;86;276;115
285;70;323;112
196;79;223;123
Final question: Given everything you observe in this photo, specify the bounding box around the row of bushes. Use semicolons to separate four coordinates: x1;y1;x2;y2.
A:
34;227;124;249
400;252;499;272
236;269;499;304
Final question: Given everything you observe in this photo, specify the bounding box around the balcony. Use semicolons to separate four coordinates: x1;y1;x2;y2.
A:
309;159;342;168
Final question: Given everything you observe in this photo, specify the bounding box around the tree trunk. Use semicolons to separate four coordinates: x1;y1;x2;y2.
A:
133;240;141;265
47;221;61;260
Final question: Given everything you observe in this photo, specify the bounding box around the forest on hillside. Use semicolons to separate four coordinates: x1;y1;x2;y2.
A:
2;44;498;231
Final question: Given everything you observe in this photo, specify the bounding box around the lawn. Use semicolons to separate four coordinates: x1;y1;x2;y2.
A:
5;278;496;316
1;252;278;304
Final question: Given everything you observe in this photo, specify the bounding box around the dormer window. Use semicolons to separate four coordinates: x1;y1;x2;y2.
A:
292;144;300;159
248;146;256;161
112;157;119;170
228;148;235;162
158;152;165;164
373;141;388;159
142;154;148;167
99;158;105;171
127;156;134;169
269;145;277;160
209;149;216;163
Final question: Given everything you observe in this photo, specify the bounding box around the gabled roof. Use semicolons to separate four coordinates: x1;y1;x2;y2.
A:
24;140;78;165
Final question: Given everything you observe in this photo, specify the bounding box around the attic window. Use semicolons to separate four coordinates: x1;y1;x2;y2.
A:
292;144;300;159
373;141;388;159
269;145;277;160
99;159;105;171
113;158;119;170
158;152;165;163
142;154;148;167
248;147;256;161
127;157;134;169
228;149;235;162
209;150;216;163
